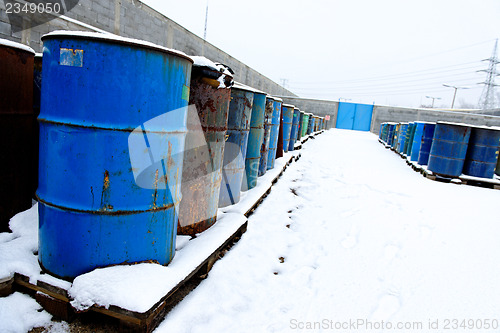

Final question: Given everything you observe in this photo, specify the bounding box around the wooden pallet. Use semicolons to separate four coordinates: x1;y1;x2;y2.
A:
0;276;13;297
5;151;300;333
419;167;500;189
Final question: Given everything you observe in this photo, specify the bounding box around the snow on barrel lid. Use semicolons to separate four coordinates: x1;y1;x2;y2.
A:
190;56;234;78
0;38;35;54
232;81;265;94
41;31;193;63
282;103;295;108
272;96;283;102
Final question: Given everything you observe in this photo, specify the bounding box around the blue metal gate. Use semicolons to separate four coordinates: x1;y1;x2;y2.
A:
336;102;374;131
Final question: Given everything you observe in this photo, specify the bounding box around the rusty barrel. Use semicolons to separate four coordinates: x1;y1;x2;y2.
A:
218;83;254;207
38;32;192;279
281;104;294;153
462;126;500;179
428;122;471;177
386;123;396;146
267;97;283;169
177;60;233;235
258;96;274;176
0;39;36;232
288;107;300;151
244;89;266;190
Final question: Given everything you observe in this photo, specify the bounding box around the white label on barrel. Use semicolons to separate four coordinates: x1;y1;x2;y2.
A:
60;48;83;67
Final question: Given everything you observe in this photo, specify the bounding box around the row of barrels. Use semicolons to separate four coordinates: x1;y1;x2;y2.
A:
378;121;500;179
0;32;327;280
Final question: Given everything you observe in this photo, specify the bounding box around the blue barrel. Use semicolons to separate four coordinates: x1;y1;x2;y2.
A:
244;89;266;190
219;84;254;207
428;122;471;177
266;97;282;170
258;96;274;176
38;32;192;279
297;111;304;140
463;126;500;178
288;108;300;151
404;123;415;156
418;123;436;165
386;123;395;146
281;104;294;153
391;123;400;149
410;122;425;162
397;123;408;153
307;113;314;134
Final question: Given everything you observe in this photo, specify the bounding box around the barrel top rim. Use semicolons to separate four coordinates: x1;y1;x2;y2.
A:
282;103;295;108
0;38;35;54
294;107;300;111
272;96;283;102
233;81;266;94
41;31;194;63
436;121;472;127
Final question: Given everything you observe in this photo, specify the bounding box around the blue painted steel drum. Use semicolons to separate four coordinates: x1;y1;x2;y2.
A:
38;32;192;279
219;85;254;207
392;123;400;149
266;98;282;170
463;126;500;178
418;123;436;165
398;123;408;153
297;111;304;140
307;114;314;134
244;90;266;190
428;122;471;177
281;104;294;153
258;96;274;176
386;123;395;146
410;122;425;162
288;108;300;151
301;113;310;137
404;123;415;156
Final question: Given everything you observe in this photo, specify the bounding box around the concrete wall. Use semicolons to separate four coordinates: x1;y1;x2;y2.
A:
0;0;295;96
279;96;339;129
371;105;500;134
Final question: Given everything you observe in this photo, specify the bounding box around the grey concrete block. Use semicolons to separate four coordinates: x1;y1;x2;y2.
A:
0;20;11;35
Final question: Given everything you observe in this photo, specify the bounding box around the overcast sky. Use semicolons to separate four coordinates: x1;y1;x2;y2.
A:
142;0;500;109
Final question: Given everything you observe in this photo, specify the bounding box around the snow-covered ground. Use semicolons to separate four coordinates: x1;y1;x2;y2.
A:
2;129;500;332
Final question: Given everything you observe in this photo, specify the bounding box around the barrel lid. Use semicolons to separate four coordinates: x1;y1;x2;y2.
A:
41;31;193;63
0;38;35;54
300;110;305;114
272;96;283;102
282;103;295;108
232;81;266;94
266;95;275;101
294;107;300;111
35;52;43;58
191;56;233;78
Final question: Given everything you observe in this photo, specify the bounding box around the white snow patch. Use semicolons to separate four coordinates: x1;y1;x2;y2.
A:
0;292;52;332
0;38;35;54
0;204;41;282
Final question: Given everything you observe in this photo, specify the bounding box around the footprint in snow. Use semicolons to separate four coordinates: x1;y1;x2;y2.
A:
371;294;401;321
341;224;360;249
